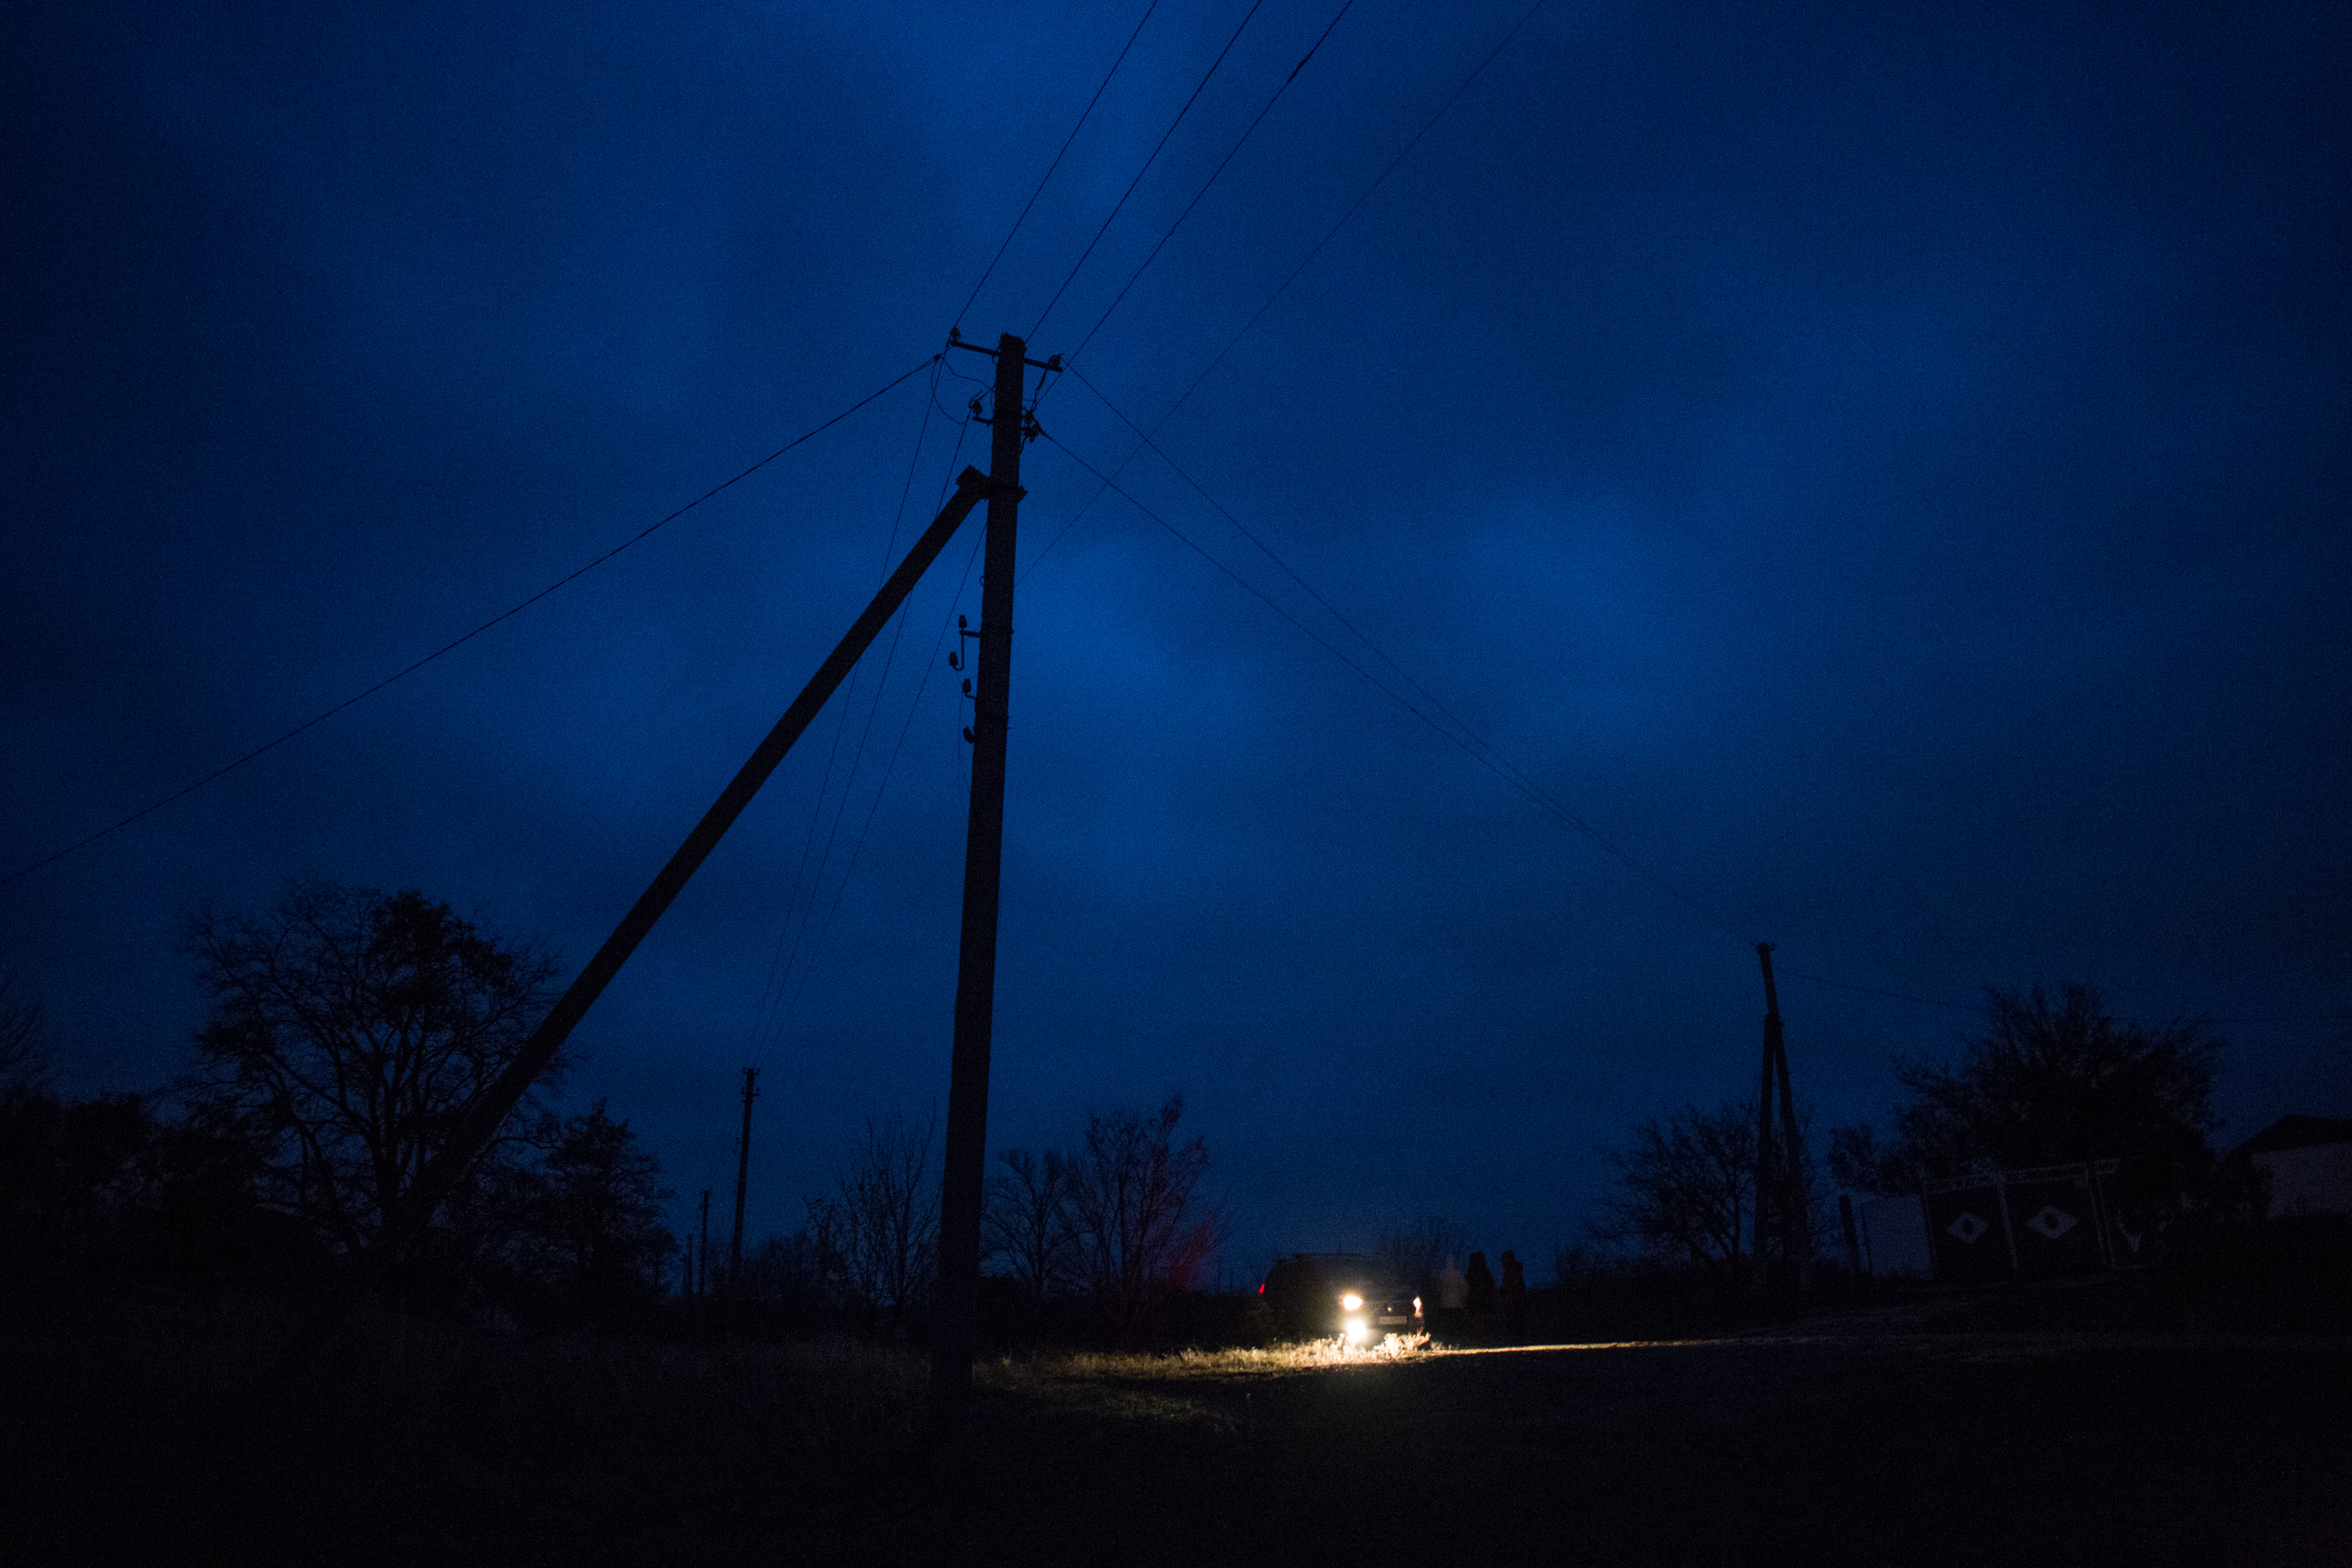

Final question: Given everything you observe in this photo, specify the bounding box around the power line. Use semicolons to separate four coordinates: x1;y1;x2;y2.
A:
1059;0;1357;368
1775;970;2352;1029
759;524;989;1071
755;434;959;1065
1062;363;1637;885
746;360;950;1070
750;409;984;1074
728;406;983;1192
1044;392;2344;1087
1;357;939;891
1070;367;1762;948
1045;417;2345;1033
1066;364;1512;762
952;0;1164;335
1022;0;1550;577
1777;971;1990;1014
1063;408;2352;1029
1039;429;1742;940
1028;0;1271;342
1165;0;1552;405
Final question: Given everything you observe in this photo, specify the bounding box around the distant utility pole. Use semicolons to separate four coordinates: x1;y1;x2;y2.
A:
1751;942;1809;1292
697;1188;712;1297
931;330;1044;1419
730;1069;758;1286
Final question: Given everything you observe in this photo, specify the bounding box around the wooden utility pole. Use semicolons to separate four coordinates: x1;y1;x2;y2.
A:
697;1188;712;1296
1754;949;1777;1289
729;1068;758;1284
931;332;1036;1417
1751;942;1809;1291
1838;1192;1864;1288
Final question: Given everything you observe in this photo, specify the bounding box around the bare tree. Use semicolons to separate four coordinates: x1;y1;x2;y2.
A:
508;1101;674;1304
1592;1095;1826;1282
181;881;564;1258
734;1229;827;1320
807;1110;937;1336
0;971;47;1092
1589;1098;1758;1283
1827;1121;1917;1196
1820;982;2230;1238
985;1145;1079;1305
1065;1094;1227;1347
1375;1214;1467;1291
1894;982;2222;1196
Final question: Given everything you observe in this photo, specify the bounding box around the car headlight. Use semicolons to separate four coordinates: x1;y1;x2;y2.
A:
1340;1293;1363;1312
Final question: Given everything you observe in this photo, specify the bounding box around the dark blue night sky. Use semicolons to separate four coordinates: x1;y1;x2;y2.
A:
5;1;2347;1276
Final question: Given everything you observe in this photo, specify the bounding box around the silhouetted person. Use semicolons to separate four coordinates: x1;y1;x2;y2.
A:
1465;1250;1497;1340
1498;1250;1527;1341
1436;1253;1468;1341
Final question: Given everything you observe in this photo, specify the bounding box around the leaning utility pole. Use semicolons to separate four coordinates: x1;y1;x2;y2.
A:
263;453;995;1389
1751;942;1809;1292
729;1067;758;1285
931;331;1039;1417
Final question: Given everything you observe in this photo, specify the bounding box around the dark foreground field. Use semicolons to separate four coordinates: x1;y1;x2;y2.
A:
5;1281;2349;1564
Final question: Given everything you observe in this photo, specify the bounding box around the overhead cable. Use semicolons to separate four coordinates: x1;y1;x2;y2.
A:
1023;0;1549;575
1776;970;2352;1029
1;357;938;891
1162;0;1554;411
1067;364;1522;768
1058;0;1357;368
1040;429;1741;941
759;524;989;1070
1028;0;1271;341
745;360;948;1069
952;0;1164;334
752;415;984;1073
1052;405;2343;1031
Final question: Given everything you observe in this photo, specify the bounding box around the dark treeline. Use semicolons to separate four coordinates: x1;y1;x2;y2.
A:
14;887;2330;1356
3;883;675;1329
4;880;1248;1353
720;1093;1232;1350
1552;980;2324;1338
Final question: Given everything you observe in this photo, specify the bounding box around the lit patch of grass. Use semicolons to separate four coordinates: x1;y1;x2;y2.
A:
982;1333;1435;1391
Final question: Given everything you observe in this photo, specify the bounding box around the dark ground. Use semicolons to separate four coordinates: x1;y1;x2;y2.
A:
5;1271;2348;1564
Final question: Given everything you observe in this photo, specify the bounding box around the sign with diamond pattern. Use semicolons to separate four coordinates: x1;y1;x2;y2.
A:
1923;1182;2012;1279
1915;1161;2123;1279
2002;1167;2106;1272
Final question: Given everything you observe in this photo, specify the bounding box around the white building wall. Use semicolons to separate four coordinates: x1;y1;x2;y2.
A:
2254;1142;2352;1218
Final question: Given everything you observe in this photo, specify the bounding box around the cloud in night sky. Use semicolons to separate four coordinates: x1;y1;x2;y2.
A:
5;0;2347;1271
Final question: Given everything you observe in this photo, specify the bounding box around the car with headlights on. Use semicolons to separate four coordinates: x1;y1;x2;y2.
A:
1259;1253;1423;1345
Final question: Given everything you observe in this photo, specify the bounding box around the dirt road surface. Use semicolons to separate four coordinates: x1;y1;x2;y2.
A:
8;1289;2348;1563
